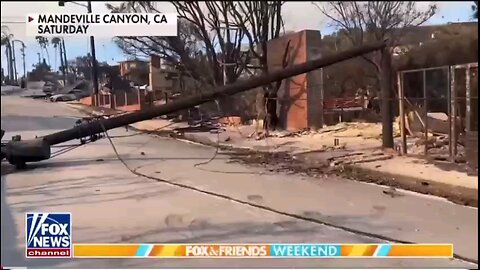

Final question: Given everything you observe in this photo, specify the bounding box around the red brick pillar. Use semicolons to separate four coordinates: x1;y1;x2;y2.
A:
91;94;96;107
110;94;115;109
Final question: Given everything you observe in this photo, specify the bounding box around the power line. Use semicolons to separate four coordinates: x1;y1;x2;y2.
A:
97;118;476;265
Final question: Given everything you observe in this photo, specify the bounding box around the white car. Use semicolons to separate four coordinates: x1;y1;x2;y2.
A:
68;89;90;99
50;93;77;102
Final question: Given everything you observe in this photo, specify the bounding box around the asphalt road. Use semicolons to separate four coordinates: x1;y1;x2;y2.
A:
1;94;478;268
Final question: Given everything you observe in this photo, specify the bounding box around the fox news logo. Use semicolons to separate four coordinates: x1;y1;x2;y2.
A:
26;213;72;258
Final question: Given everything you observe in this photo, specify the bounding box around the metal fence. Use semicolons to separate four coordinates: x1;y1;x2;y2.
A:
397;62;478;168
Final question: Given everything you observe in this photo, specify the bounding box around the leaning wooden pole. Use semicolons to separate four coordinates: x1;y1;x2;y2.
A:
397;71;407;155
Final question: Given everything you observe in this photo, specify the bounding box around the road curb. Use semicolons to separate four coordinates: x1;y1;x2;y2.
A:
132;125;478;207
69;104;478;208
340;165;478;207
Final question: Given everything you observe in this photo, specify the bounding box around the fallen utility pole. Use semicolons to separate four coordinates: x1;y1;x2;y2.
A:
43;42;385;145
2;42;385;167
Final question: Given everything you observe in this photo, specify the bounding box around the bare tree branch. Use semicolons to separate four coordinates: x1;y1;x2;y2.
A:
107;0;285;119
313;1;437;71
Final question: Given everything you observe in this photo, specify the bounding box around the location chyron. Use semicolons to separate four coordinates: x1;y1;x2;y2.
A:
25;13;178;37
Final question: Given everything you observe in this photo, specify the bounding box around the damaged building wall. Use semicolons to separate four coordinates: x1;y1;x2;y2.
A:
305;32;325;130
149;54;179;102
119;60;149;86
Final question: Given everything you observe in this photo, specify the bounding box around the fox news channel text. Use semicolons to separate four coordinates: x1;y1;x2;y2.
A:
71;243;453;258
26;213;72;258
25;13;177;37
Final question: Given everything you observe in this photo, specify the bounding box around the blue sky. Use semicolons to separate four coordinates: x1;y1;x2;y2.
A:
1;1;477;74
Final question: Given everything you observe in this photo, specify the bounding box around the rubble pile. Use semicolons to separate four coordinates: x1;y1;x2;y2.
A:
399;111;466;160
329;150;394;167
268;122;390;139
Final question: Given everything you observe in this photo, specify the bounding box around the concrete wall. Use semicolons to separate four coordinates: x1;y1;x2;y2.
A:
83;88;145;113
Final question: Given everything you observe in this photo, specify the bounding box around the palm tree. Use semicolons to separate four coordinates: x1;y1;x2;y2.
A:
1;27;9;80
51;36;67;84
51;37;61;71
1;26;14;82
61;38;68;75
473;1;478;19
35;36;44;60
35;36;51;65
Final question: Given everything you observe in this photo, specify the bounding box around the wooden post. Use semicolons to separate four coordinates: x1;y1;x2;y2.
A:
451;67;457;159
465;65;471;133
149;60;154;99
423;69;428;156
397;71;407;155
447;67;452;159
380;47;394;148
320;67;325;128
110;94;115;109
138;89;142;109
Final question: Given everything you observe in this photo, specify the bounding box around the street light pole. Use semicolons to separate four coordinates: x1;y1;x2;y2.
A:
87;1;100;104
218;25;240;86
21;47;26;80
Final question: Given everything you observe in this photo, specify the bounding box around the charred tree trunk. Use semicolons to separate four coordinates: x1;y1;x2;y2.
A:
265;85;279;131
380;47;394;148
